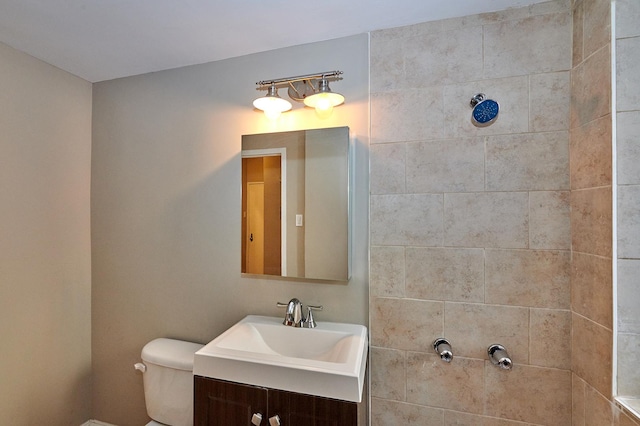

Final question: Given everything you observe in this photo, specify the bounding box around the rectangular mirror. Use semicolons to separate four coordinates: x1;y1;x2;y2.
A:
241;127;350;281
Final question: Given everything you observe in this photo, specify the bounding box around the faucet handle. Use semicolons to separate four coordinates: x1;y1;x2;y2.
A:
303;305;323;328
277;298;304;327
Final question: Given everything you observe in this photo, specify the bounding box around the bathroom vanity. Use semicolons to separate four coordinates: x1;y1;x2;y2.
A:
194;376;363;425
193;315;368;426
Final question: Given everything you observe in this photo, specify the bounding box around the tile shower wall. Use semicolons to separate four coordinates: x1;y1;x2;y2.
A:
569;1;615;423
571;0;640;425
369;1;574;424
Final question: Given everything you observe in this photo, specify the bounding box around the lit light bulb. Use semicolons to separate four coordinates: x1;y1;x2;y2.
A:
314;95;333;112
253;84;291;120
263;108;282;120
303;79;344;119
313;95;334;119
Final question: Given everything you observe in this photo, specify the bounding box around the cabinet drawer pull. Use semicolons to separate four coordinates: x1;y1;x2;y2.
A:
251;412;263;425
269;414;281;426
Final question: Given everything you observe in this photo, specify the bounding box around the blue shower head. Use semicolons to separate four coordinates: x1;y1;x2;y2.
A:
470;93;499;127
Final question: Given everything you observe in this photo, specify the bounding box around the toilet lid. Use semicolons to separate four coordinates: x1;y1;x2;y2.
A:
141;338;204;371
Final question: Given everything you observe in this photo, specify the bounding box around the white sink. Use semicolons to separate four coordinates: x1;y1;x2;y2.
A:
193;315;368;402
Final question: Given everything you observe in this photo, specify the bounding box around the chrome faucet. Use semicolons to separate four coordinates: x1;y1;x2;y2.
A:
276;298;323;328
277;298;304;327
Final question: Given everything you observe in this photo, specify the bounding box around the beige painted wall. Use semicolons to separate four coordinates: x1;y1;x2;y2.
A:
0;42;93;424
91;34;369;425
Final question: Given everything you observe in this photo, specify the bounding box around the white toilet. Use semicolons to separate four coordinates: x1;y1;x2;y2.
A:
135;338;204;426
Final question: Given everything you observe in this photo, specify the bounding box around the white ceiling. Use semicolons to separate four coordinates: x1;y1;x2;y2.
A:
0;0;548;82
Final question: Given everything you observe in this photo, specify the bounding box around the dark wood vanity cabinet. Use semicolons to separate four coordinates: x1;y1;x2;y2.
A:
194;376;360;425
194;376;267;425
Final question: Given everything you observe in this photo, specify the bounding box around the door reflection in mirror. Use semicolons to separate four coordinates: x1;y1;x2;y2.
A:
242;149;285;276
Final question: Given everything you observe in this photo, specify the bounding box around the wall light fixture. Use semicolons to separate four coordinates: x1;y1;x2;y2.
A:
254;71;344;119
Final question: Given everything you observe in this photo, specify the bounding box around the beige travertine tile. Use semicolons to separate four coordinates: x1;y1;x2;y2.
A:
571;186;612;258
485;132;569;191
442;0;569;31
485;363;571;425
617;333;640;396
443;76;529;139
371;397;444;426
585;383;614;426
406;352;484;414
616;0;640;39
406;138;484;193
618;260;640;333
370;35;405;93
617;37;640;113
405;247;484;302
371;194;443;246
617;111;640;185
618;186;640;259
444;192;529;249
570;44;611;129
370;143;406;194
444;410;539;426
403;27;483;88
529;0;571;16
571;252;613;329
529;308;571;369
570;114;612;189
370;297;443;351
485;249;570;309
444;302;529;362
483;12;571;78
572;313;613;397
530;191;571;250
370;20;443;43
573;373;586;426
371;88;444;144
583;0;611;58
370;246;405;298
573;0;584;66
444;411;479;426
370;346;406;400
441;7;530;32
530;72;571;132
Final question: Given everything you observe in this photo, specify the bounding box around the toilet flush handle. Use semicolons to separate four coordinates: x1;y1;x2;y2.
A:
134;362;146;373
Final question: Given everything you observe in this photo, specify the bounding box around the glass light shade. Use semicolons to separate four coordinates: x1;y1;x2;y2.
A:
253;85;292;119
303;78;344;117
304;91;345;109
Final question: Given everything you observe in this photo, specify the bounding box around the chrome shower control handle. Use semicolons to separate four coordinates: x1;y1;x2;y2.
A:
488;344;513;370
433;338;453;362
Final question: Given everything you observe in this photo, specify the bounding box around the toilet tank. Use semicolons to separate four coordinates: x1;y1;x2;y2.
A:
140;338;204;426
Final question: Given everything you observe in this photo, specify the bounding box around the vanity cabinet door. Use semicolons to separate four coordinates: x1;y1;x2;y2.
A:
194;376;359;425
269;388;358;426
194;376;268;426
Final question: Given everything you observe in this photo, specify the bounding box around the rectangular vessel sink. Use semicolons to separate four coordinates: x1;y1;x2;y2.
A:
193;315;368;402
